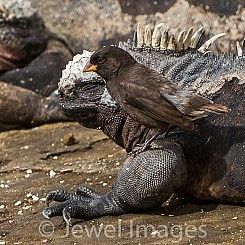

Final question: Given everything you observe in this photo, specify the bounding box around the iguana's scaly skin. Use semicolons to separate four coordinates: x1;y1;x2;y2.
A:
43;27;245;225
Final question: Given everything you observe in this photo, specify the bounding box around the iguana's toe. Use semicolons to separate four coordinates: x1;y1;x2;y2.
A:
46;189;73;206
43;201;68;218
75;186;102;198
42;185;126;224
43;198;92;223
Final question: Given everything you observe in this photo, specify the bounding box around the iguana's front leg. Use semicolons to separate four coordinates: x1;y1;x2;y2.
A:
43;140;187;225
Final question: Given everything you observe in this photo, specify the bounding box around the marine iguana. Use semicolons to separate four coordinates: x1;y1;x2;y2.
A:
43;24;245;226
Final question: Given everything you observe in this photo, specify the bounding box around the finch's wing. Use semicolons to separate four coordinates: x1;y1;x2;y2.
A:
121;82;194;130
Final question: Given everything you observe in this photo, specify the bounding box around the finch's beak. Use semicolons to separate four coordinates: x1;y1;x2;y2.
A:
83;62;97;72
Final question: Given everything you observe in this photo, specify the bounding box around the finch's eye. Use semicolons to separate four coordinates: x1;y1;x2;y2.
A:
97;57;105;64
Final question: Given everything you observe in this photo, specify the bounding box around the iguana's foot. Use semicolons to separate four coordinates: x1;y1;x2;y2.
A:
42;186;124;226
42;141;186;225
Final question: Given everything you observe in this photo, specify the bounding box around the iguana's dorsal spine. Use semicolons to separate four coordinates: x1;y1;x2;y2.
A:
119;22;244;57
117;23;244;97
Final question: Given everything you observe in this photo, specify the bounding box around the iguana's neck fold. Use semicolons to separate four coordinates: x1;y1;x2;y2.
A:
100;111;148;152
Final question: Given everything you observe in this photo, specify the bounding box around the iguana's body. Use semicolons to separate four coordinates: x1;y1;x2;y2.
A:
43;27;245;225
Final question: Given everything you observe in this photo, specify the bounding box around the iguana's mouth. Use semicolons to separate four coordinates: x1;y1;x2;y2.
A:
63;111;96;121
60;102;98;120
59;79;105;116
0;50;25;70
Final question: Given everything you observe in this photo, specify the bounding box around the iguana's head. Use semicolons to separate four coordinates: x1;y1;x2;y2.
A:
59;50;121;129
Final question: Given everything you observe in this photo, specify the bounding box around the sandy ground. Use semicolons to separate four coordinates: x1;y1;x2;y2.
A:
0;122;244;245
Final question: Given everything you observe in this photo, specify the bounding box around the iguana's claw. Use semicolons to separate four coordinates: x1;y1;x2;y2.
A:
62;206;73;226
42;208;51;219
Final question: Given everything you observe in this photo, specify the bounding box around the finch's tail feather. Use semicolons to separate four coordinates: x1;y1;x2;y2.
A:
201;104;229;114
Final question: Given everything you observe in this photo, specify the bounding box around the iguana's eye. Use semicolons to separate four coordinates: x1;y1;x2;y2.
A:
97;57;105;64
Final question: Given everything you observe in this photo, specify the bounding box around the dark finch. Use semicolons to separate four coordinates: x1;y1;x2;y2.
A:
83;46;228;131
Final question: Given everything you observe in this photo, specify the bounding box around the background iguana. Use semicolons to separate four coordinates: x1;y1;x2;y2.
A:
0;0;73;131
